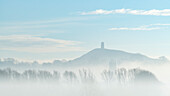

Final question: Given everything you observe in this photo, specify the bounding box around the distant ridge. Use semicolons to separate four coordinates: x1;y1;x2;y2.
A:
68;48;169;66
0;48;169;69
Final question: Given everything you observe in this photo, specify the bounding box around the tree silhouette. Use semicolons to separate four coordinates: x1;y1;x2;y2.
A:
79;69;95;83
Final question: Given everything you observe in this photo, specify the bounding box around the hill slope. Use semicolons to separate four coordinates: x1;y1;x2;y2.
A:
67;48;169;66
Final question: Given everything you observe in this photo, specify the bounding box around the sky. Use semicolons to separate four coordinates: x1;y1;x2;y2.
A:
1;0;170;61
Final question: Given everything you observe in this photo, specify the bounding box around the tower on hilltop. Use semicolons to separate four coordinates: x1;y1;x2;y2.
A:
101;42;104;49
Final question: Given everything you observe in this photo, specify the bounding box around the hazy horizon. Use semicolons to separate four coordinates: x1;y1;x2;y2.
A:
1;0;170;96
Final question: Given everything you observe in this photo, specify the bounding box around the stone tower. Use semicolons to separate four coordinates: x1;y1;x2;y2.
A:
101;42;104;49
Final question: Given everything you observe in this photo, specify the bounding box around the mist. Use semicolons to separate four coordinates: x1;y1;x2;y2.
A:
0;48;170;96
0;64;169;96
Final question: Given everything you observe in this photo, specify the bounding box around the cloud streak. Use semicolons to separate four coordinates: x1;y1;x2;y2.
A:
109;27;160;31
0;17;96;34
0;17;91;25
109;23;170;31
0;35;83;53
81;9;170;16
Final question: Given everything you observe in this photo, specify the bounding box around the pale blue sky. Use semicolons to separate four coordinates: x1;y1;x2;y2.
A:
1;0;170;61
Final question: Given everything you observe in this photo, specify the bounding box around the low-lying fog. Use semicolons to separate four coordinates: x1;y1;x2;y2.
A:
0;62;170;96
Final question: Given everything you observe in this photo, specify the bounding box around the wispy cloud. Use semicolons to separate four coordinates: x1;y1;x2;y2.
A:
109;26;160;31
0;35;83;53
108;23;170;31
0;17;95;34
81;9;170;16
0;17;91;25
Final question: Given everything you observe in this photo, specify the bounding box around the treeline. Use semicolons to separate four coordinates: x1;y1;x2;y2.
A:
0;68;96;83
0;68;159;84
0;58;64;68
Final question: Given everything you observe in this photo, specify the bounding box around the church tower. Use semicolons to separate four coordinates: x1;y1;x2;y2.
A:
101;42;104;49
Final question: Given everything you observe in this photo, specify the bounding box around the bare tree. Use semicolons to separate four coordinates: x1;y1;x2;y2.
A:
101;70;114;83
37;70;52;81
115;68;128;84
79;69;95;83
22;70;37;81
63;71;77;83
53;71;60;81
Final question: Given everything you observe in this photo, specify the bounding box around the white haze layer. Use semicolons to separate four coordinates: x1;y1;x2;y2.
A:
0;63;170;96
